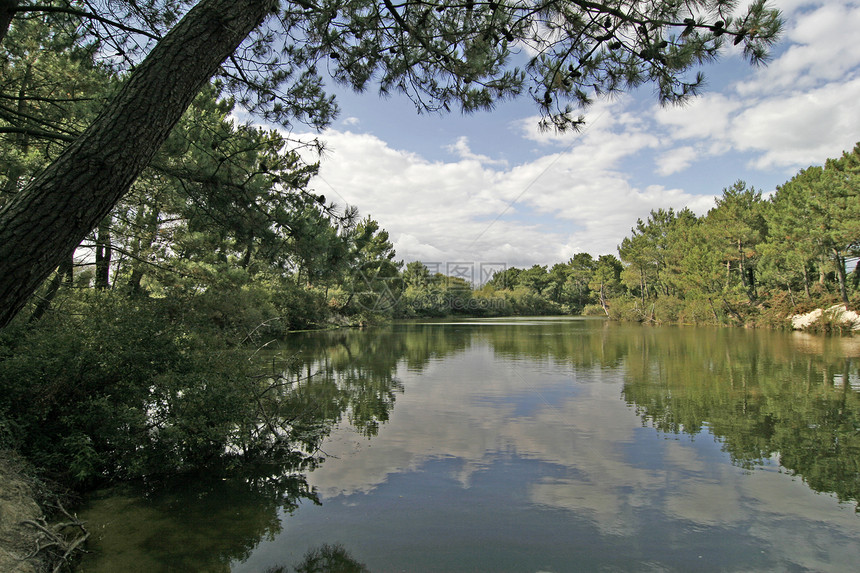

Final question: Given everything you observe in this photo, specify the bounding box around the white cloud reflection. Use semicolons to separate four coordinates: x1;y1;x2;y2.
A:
305;334;859;562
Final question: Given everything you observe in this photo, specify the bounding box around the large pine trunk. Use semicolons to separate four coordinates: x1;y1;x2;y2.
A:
0;0;275;327
833;248;849;305
0;0;18;46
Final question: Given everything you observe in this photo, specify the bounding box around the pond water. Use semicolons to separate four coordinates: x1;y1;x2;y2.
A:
77;318;860;572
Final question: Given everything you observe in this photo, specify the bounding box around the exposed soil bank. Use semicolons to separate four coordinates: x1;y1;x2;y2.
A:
0;450;48;572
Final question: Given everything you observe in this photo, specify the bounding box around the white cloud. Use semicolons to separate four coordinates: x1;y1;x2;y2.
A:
655;146;700;176
772;0;827;16
738;2;860;95
516;99;654;150
445;136;509;167
653;93;743;143
730;77;860;170
302;127;709;265
303;345;860;561
285;1;860;268
647;1;860;175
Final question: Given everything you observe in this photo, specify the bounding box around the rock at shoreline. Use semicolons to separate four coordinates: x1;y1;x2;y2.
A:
791;304;860;331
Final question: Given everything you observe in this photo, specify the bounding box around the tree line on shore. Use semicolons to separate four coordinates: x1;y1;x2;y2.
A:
429;143;859;328
0;0;782;329
381;144;859;327
0;6;855;334
610;149;859;327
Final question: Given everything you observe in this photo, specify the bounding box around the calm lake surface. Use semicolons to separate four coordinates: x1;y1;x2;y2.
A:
78;318;860;572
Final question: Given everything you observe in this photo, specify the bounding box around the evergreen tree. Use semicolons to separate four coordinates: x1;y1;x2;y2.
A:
816;144;860;304
705;181;767;303
402;261;432;289
563;253;596;312
519;264;551;295
546;262;572;304
762;168;821;299
618;208;677;302
589;254;623;316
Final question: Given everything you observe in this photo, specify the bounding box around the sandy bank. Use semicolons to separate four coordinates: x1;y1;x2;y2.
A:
790;304;860;332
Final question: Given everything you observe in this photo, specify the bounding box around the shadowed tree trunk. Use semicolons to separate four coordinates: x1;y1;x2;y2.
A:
833;249;849;305
0;0;276;327
28;254;73;323
0;0;18;45
94;219;111;290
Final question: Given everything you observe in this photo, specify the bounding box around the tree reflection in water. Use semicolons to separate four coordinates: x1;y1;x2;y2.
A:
79;322;860;572
79;328;406;572
619;328;860;508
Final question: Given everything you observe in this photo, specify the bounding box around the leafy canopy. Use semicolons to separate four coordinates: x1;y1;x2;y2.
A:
6;0;783;132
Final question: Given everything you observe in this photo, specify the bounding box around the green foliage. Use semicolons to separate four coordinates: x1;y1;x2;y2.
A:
651;295;685;323
503;286;561;316
486;266;522;290
604;296;643;322
0;13;113;205
605;152;860;327
518;265;551;295
677;297;721;325
706;181;767;302
293;0;783;131
0;290;321;486
618;208;680;300
397;261;576;318
269;283;331;331
0;0;788;329
0;287;409;489
582;304;607;317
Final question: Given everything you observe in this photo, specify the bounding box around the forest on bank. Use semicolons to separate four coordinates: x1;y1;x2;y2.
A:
6;0;839;568
1;9;855;334
433;145;860;328
0;12;411;493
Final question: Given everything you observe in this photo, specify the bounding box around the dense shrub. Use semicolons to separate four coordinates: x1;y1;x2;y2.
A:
179;284;285;340
652;296;685;323
677;298;720;325
605;297;645;322
504;287;561;316
269;283;330;330
0;292;266;486
582;304;607;316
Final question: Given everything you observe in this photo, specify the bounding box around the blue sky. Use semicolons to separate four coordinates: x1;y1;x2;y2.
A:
292;0;860;273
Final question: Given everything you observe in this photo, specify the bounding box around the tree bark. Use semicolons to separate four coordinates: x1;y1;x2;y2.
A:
28;256;73;323
0;0;276;327
0;0;18;46
833;248;849;305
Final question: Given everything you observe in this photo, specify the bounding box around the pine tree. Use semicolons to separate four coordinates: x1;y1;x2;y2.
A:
0;0;783;326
